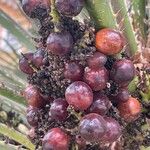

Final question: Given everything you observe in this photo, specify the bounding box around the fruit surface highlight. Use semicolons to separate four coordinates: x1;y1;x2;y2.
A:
24;85;45;108
55;0;84;17
87;52;107;69
49;98;68;121
65;81;93;110
47;31;73;56
101;117;122;143
96;28;124;55
64;62;83;81
88;93;111;115
79;113;107;142
84;67;108;91
110;59;135;86
42;128;70;150
118;97;141;122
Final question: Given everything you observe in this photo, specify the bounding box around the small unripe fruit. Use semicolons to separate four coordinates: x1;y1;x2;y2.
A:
24;85;45;108
84;67;108;91
42;128;70;150
33;49;45;68
101;117;122;143
65;81;93;110
87;52;107;69
47;31;73;56
26;107;39;127
111;88;130;103
88;93;111;115
21;0;50;18
55;0;84;17
96;28;124;55
110;59;135;87
64;62;83;81
118;97;141;122
79;113;107;142
19;53;34;75
49;98;69;121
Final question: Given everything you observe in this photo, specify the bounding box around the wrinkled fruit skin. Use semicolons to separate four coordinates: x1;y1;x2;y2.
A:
118;97;141;122
64;62;83;81
49;98;69;121
96;28;124;55
26;107;39;127
87;52;107;69
65;81;93;110
47;31;73;56
55;0;84;17
19;53;34;75
110;59;135;86
24;85;45;108
84;67;108;91
42;128;70;150
21;0;50;18
88;93;111;115
101;117;122;143
79;113;107;142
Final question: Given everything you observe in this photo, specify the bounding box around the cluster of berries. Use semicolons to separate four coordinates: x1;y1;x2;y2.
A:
19;0;141;149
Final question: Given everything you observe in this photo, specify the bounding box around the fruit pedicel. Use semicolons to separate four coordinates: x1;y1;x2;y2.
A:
19;0;141;149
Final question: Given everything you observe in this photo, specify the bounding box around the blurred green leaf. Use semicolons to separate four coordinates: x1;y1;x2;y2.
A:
0;88;26;106
85;0;117;29
0;141;26;150
0;123;35;150
132;0;146;41
0;9;35;50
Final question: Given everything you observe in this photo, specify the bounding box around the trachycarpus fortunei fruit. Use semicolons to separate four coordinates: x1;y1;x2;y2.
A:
19;0;142;149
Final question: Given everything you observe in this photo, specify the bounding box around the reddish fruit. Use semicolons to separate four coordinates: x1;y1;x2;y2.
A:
84;67;108;91
42;128;70;150
96;28;124;55
33;49;45;68
87;52;107;69
64;62;83;81
65;81;93;110
47;31;73;56
49;98;69;121
118;97;141;122
79;113;107;142
88;93;111;115
55;0;84;17
101;117;122;143
19;53;34;74
24;85;45;108
21;0;50;18
110;59;135;86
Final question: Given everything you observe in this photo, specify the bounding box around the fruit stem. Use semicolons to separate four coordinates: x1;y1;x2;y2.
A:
71;143;79;150
115;0;138;55
65;127;78;134
21;53;38;72
85;0;118;29
67;106;82;120
50;0;60;32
